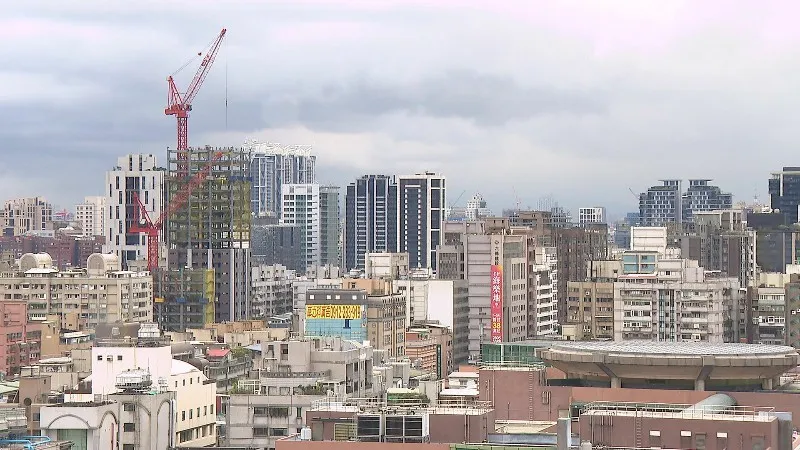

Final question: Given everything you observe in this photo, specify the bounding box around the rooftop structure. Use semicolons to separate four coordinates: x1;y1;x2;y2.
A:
540;341;800;390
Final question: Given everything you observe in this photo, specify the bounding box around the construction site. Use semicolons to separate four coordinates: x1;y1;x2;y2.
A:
156;146;252;324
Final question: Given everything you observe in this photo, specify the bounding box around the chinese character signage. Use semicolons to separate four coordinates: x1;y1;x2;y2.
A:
490;264;503;343
305;304;362;320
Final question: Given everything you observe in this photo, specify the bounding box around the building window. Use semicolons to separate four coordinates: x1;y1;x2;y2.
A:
117;355;123;361
123;403;136;412
97;355;103;361
253;427;269;437
123;445;135;450
123;423;135;432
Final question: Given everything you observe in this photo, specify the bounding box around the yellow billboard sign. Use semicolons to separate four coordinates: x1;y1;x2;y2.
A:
306;304;362;320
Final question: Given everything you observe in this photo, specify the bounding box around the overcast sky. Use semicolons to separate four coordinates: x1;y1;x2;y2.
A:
3;1;799;219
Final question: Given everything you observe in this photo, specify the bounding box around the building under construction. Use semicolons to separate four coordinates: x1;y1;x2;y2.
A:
154;267;215;331
163;146;252;323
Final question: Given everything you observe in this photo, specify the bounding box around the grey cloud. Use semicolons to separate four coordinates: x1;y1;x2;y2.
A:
260;70;605;131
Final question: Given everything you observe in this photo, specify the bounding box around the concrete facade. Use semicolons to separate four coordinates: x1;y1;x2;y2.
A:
0;252;153;330
251;264;294;319
578;207;606;224
40;390;176;450
102;154;164;269
226;337;374;450
90;325;217;447
75;196;106;238
0;196;53;237
0;300;42;377
281;183;321;271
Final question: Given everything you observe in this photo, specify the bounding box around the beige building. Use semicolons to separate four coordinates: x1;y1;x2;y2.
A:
0;196;53;236
0;252;152;330
338;280;407;358
566;281;615;340
405;324;452;379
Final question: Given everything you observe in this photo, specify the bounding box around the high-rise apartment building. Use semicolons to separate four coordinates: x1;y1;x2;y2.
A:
397;171;446;270
249;142;316;218
102;154;164;269
465;193;492;221
165;147;252;322
0;197;53;236
579;207;606;224
681;179;733;223
319;185;341;267
344;175;398;270
75;196;106;237
769;167;800;225
437;220;534;362
281;183;321;271
639;179;682;226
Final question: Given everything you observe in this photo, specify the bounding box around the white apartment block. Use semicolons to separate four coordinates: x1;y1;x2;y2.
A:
531;246;558;336
465;193;492;221
612;250;740;342
103;154;164;269
87;326;217;447
75;196;106;237
579;206;606;224
2;252;152;330
0;197;53;236
249;143;316;218
281;183;321;270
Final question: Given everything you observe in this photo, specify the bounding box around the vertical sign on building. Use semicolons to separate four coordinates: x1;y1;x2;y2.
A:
490;264;503;343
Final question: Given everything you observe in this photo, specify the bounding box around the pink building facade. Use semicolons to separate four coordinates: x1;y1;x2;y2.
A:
0;301;42;377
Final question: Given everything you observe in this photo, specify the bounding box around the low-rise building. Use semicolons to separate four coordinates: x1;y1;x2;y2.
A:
85;322;217;447
251;264;294;318
405;324;452;380
0;300;42;377
40;370;177;450
305;287;406;358
0;252;152;331
225;336;375;450
204;347;253;394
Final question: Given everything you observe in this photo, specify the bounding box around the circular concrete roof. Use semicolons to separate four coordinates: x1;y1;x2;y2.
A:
540;341;800;383
547;341;796;357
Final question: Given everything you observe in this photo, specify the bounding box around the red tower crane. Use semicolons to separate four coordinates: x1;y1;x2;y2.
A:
166;28;227;177
129;151;224;272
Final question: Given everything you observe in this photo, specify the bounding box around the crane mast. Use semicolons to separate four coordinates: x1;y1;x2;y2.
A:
165;28;227;178
129;152;224;272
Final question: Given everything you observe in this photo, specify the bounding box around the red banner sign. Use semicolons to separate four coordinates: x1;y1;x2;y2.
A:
490;265;503;343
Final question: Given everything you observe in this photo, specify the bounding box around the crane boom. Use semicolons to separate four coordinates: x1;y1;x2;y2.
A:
129;151;224;271
165;28;227;177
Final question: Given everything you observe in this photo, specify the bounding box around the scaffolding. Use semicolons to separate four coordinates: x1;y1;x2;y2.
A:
165;146;252;255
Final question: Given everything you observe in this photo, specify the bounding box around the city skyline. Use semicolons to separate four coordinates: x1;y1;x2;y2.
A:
2;1;796;217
